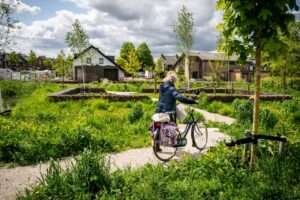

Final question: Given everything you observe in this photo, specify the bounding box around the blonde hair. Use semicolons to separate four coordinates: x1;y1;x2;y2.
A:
162;71;178;83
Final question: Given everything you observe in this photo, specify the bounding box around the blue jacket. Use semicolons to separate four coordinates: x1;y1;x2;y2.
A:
156;82;196;113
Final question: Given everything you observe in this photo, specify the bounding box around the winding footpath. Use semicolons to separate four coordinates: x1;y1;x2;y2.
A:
0;105;235;200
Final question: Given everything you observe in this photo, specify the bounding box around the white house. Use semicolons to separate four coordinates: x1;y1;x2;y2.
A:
73;45;125;81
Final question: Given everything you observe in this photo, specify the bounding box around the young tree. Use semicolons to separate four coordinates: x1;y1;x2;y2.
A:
54;50;73;83
116;49;141;80
27;50;38;80
155;57;164;77
207;55;227;95
266;21;300;91
120;42;135;61
7;51;20;69
172;6;195;90
136;42;154;70
217;0;299;167
44;58;53;70
0;0;19;51
65;19;90;87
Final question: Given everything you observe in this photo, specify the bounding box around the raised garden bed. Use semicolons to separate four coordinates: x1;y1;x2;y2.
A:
142;88;286;95
49;87;150;102
207;94;292;102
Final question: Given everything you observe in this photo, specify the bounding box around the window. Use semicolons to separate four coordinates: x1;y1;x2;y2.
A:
99;58;104;64
192;71;198;78
86;58;91;64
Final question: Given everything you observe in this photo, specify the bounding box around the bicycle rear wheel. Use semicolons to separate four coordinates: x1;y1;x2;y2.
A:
191;120;208;150
152;130;177;161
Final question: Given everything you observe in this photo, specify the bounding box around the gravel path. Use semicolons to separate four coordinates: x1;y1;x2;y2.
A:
151;98;236;125
180;104;236;125
0;127;230;200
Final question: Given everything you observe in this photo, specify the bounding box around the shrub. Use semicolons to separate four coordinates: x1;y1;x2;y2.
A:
206;101;224;113
282;98;299;113
128;103;144;123
18;149;111;199
233;99;253;124
198;92;208;108
219;106;233;116
293;111;300;125
259;109;278;130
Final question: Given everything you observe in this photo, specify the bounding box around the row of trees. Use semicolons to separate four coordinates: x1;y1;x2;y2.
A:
116;42;155;78
6;50;53;69
5;49;72;80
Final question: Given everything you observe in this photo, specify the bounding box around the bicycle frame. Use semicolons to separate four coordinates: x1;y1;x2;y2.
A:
177;108;197;139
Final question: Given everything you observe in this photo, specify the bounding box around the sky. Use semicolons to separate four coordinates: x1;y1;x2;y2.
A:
9;0;300;58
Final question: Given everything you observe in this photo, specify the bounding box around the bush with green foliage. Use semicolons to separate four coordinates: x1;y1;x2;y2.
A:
293;111;300;125
259;109;278;130
18;149;111;200
233;99;253;124
128;103;144;123
197;92;208;108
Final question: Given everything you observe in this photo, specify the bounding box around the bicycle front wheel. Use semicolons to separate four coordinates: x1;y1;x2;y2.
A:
152;130;177;161
191;120;208;150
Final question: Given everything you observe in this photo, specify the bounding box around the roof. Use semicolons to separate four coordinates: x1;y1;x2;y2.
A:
74;45;125;72
161;55;180;66
194;52;253;63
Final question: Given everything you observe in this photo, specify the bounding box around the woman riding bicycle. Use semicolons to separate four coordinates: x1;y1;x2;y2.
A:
156;71;197;121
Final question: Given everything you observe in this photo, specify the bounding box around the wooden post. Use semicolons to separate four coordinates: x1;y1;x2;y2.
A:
247;83;250;95
244;130;251;162
231;82;234;94
278;136;286;158
154;72;157;94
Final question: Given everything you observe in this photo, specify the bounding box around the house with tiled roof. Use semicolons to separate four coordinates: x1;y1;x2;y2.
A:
160;52;268;82
72;45;125;82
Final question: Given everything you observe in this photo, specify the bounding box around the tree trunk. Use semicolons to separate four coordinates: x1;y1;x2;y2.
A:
154;72;157;94
81;65;85;91
250;37;262;168
184;54;190;90
283;70;286;100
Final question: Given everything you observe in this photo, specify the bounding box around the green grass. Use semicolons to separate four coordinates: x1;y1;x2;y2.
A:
18;141;300;199
5;80;299;199
0;81;156;165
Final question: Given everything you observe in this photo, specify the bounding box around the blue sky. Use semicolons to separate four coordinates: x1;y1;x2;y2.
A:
10;0;300;58
15;0;87;25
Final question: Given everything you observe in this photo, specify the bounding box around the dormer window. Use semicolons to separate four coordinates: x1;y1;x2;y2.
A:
86;58;91;64
99;58;104;64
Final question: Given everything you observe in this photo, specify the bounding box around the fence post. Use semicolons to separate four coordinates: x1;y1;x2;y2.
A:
244;130;251;162
278;136;286;158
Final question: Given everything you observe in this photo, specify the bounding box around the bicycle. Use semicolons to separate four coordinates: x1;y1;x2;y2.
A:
152;106;208;161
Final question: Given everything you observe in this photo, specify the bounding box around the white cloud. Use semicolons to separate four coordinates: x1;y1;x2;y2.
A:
14;1;41;15
10;0;221;58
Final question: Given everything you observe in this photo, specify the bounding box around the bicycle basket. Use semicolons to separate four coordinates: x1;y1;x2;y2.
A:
176;105;187;121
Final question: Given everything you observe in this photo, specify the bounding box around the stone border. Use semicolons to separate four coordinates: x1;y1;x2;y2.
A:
49;87;150;102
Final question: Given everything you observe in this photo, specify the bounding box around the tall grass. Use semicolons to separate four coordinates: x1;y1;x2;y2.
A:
0;81;156;165
18;143;300;199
